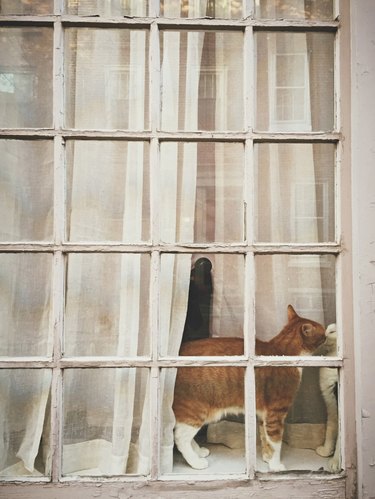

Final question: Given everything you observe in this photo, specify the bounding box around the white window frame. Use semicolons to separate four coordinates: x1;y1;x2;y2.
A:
0;0;356;497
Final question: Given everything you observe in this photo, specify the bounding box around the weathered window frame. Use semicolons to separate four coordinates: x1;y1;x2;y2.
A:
0;0;356;497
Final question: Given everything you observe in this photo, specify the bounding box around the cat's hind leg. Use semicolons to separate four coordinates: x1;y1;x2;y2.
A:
263;412;286;472
174;422;209;469
258;421;273;463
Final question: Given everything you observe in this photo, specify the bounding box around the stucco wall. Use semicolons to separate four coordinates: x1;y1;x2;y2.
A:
352;1;375;498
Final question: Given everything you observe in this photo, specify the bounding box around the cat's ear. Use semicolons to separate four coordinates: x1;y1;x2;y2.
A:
287;305;298;321
301;324;314;337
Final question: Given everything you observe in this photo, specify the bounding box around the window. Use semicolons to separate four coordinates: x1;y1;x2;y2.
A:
0;1;355;497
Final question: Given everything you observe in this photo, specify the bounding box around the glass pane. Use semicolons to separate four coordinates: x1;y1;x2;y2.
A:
160;31;243;131
63;368;150;476
254;0;333;20
160;253;244;356
0;28;53;128
256;32;334;132
255;143;335;243
160;142;244;243
256;367;340;473
255;254;336;354
64;254;150;357
65;29;149;129
0;0;53;14
66;141;150;242
64;0;148;15
161;0;243;18
0;369;52;477
164;366;245;474
0;140;53;241
0;254;52;357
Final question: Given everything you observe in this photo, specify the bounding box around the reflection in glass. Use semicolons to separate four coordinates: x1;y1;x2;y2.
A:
0;0;53;14
255;254;336;351
0;254;52;357
256;367;340;473
160;30;243;131
64;0;148;15
256;32;334;132
161;0;242;18
65;253;150;357
63;368;150;476
254;0;333;20
0;369;52;477
65;29;149;129
165;367;245;474
160;253;244;356
66;141;150;242
0;28;53;128
0;140;53;242
255;143;335;243
160;142;244;243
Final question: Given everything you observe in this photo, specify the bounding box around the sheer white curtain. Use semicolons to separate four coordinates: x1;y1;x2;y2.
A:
158;1;207;472
62;0;207;476
0;141;53;477
211;32;244;338
63;1;149;475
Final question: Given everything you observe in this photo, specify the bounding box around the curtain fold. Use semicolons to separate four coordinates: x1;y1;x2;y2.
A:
155;5;207;471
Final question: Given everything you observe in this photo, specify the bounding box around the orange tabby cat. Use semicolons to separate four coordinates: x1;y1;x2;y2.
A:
173;305;326;471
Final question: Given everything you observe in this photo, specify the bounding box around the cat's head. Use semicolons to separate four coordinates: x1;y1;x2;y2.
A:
286;304;326;354
323;323;337;351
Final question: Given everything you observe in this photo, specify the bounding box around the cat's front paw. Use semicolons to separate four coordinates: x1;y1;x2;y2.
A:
316;444;334;457
327;457;340;473
268;462;286;472
197;446;210;458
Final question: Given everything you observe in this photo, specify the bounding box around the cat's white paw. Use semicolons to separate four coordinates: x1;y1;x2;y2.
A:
197;446;210;458
268;462;286;472
191;439;210;458
189;457;209;470
316;444;334;457
327;457;340;473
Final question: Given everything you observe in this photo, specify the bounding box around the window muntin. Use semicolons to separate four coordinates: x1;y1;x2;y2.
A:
0;28;53;128
0;0;347;489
